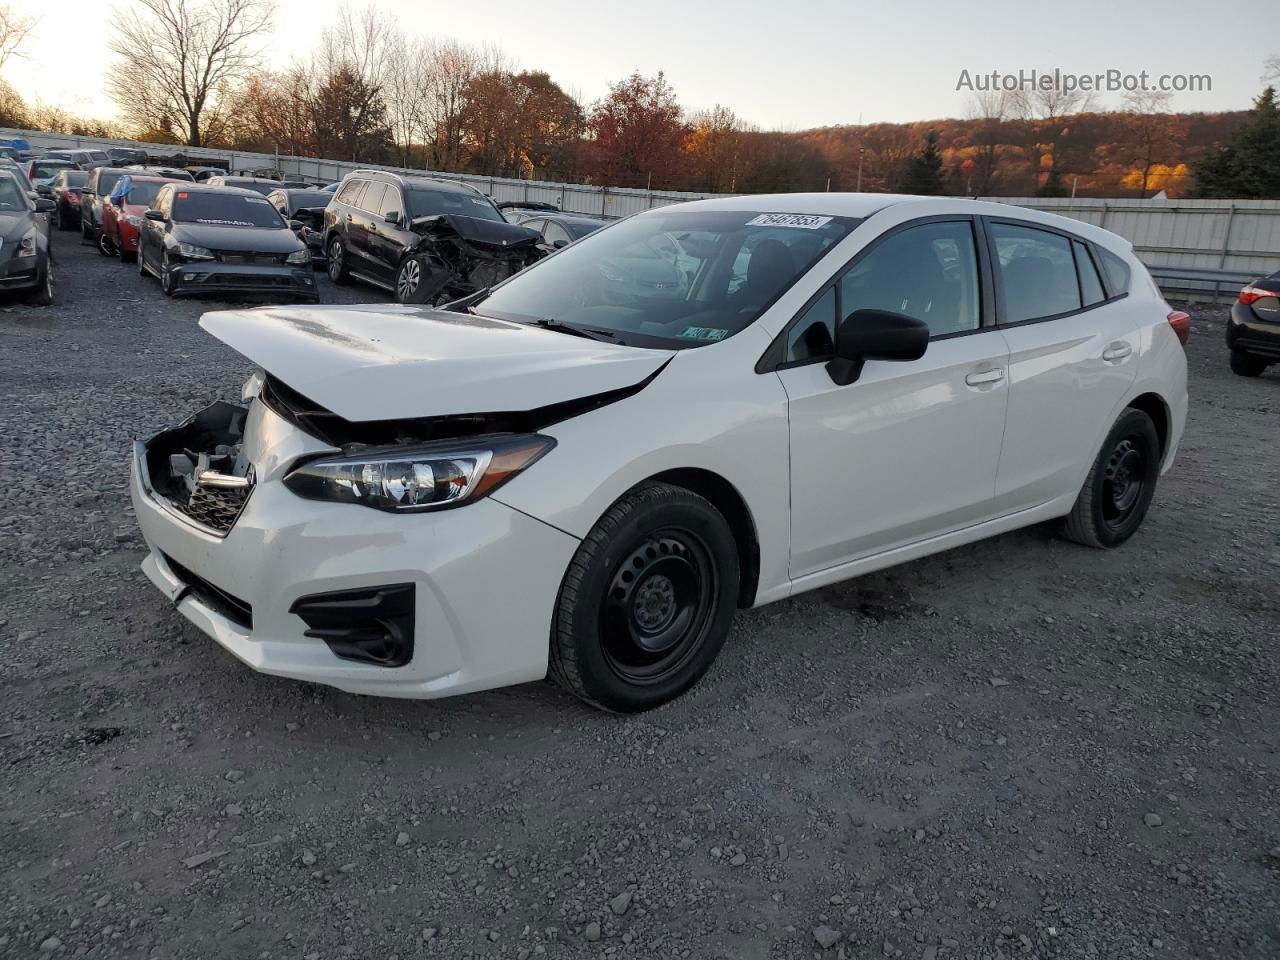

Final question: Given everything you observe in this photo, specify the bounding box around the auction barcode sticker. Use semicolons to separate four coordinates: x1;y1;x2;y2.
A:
747;213;833;229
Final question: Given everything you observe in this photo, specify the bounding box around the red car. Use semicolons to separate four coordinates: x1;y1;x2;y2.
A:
99;174;175;261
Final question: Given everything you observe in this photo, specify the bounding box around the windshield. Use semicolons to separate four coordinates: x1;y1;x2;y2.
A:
64;171;89;187
287;190;331;210
32;162;73;178
126;181;165;207
408;188;505;222
96;171;124;194
472;210;858;348
0;176;30;211
172;191;285;228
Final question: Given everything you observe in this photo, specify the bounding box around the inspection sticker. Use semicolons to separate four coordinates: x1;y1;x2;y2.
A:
746;213;832;229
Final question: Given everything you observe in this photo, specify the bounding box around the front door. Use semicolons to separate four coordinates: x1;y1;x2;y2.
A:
776;218;1011;579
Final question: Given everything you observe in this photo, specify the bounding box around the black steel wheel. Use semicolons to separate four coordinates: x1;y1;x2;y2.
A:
1061;408;1160;548
550;481;740;712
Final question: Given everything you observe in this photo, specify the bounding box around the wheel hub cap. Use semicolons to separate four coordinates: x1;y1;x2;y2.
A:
398;260;419;298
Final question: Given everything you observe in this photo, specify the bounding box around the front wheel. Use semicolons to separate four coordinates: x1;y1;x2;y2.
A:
98;229;117;257
158;252;175;296
1229;350;1268;377
549;482;740;713
1060;408;1160;549
26;262;52;306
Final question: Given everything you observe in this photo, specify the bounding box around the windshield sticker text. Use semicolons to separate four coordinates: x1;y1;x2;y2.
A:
678;326;729;341
193;218;254;226
746;213;833;229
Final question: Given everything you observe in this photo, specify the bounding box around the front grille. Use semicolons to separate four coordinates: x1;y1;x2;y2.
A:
176;483;251;533
162;553;253;630
214;251;283;264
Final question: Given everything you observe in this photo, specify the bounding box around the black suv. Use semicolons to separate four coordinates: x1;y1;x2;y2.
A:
323;171;545;304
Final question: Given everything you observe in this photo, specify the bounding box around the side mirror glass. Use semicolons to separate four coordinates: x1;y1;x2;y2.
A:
144;208;166;222
826;309;929;386
384;210;400;225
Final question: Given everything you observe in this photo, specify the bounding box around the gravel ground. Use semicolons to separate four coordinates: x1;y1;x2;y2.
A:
1;237;1278;960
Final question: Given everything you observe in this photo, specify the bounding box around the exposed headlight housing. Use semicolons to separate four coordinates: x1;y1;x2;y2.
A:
285;248;310;265
241;369;266;403
16;228;36;258
175;242;214;261
283;434;555;513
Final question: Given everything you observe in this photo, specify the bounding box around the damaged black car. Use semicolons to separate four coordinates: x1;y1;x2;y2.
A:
322;170;546;305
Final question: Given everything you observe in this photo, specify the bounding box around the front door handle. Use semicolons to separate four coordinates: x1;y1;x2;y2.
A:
1102;342;1132;362
965;367;1005;387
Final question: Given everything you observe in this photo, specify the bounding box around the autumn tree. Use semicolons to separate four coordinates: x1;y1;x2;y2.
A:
584;72;688;189
423;40;480;171
223;69;314;155
897;130;945;194
687;105;742;192
965;90;1011;196
108;0;274;146
1120;90;1186;197
1010;84;1095;192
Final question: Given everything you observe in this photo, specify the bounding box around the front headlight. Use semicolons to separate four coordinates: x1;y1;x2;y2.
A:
16;228;36;258
124;214;143;228
175;242;214;261
283;435;556;513
285;248;310;265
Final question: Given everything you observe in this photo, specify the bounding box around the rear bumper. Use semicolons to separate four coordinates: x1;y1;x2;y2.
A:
1227;303;1280;359
164;261;318;299
130;400;578;699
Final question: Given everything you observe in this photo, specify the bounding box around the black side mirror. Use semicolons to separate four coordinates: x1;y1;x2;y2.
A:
144;209;166;222
288;219;305;232
36;184;52;197
552;239;568;250
34;198;55;212
384;210;400;225
826;309;929;386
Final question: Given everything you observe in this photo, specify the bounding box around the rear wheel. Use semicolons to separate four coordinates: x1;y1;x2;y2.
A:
1229;349;1268;377
549;482;740;713
1060;408;1160;549
327;237;350;285
97;229;117;257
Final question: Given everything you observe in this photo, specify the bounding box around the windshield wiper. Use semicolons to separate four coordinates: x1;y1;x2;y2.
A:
528;318;618;342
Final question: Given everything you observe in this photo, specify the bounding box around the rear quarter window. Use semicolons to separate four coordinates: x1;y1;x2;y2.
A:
1097;247;1132;296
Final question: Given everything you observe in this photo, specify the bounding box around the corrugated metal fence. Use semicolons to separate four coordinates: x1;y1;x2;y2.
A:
6;127;1279;299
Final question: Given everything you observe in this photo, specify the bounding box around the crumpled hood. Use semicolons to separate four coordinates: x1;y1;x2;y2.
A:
411;213;541;249
199;303;673;422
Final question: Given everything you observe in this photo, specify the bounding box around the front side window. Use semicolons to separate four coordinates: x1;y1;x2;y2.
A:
126;180;165;208
990;222;1081;323
375;184;403;218
0;176;30;211
171;191;285;228
841;220;982;337
472;210;857;349
543;221;572;246
96;171;123;196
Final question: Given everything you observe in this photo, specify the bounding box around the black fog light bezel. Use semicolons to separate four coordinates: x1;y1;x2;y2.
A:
289;583;415;667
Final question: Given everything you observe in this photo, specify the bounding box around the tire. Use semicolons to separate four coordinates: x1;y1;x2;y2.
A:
159;252;174;296
137;244;149;277
327;236;350;285
97;229;117;258
26;262;52;306
1060;408;1160;549
1229;350;1268;377
549;481;740;713
80;219;93;243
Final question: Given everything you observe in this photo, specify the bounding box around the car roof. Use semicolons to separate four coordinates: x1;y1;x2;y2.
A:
659;193;1133;252
121;174;174;184
166;182;267;198
219;176;278;183
347;169;485;197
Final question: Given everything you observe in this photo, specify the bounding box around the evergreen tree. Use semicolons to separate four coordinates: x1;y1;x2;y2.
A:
1194;87;1280;198
897;130;945;194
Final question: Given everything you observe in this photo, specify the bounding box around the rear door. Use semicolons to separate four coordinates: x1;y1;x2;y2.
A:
984;218;1140;513
349;180;383;275
776;216;1012;578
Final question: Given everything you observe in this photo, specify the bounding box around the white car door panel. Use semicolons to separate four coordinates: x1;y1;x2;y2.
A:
779;330;1010;578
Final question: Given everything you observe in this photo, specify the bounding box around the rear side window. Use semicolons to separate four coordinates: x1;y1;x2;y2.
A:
335;179;365;206
1097;247;1131;295
1073;240;1105;306
990;222;1081;323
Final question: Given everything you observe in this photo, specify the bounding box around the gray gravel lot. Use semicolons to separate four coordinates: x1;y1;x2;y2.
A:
1;237;1278;960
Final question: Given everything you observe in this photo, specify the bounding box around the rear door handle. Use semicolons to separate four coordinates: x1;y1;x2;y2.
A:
1102;342;1132;362
965;367;1005;387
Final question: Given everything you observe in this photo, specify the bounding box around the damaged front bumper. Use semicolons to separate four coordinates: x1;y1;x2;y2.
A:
130;399;578;698
162;261;319;300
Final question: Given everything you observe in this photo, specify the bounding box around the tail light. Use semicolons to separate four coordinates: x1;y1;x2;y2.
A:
1239;285;1275;306
1167;310;1191;346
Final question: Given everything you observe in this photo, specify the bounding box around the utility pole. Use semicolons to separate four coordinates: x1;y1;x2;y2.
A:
856;146;865;192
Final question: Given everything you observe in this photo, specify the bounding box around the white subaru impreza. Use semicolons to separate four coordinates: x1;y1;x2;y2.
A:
131;193;1189;712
